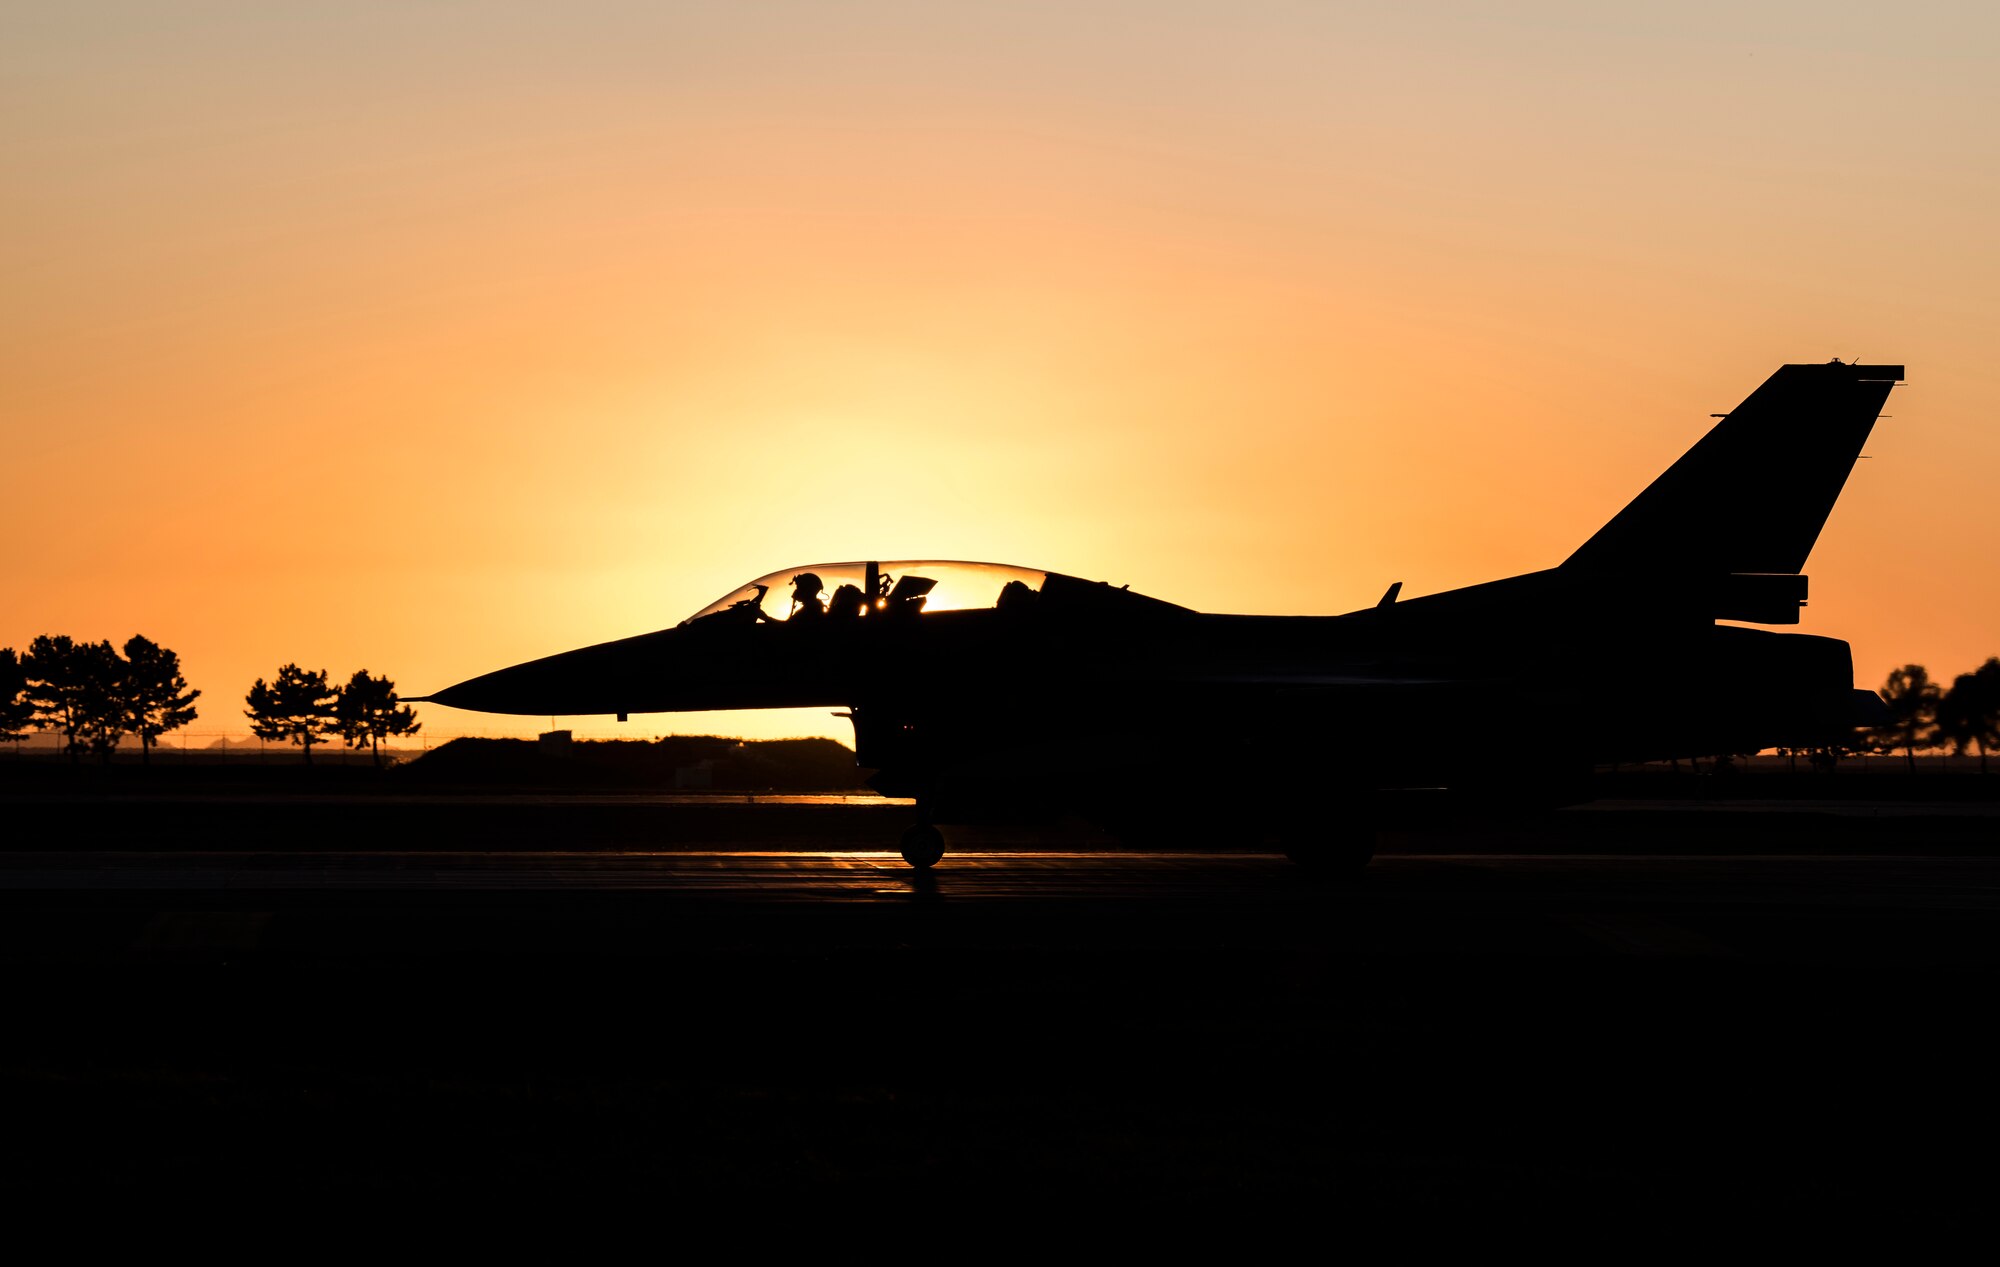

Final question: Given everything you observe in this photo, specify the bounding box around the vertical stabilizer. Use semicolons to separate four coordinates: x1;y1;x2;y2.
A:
1562;361;1900;576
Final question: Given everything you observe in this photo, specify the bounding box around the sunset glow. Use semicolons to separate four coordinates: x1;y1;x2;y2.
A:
6;3;1996;744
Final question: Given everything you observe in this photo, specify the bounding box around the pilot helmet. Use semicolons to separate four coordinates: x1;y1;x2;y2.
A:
791;572;824;596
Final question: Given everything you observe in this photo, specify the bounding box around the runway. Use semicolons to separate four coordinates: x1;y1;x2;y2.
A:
5;843;1999;1218
4;850;1999;970
5;846;2000;903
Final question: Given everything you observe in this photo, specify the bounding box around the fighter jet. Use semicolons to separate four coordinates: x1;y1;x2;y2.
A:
415;360;1901;869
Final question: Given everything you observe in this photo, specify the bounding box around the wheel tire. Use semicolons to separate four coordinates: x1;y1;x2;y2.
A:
900;823;946;870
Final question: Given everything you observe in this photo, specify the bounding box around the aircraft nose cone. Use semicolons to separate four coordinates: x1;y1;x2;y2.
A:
415;617;849;719
408;663;549;715
417;626;689;717
410;673;511;713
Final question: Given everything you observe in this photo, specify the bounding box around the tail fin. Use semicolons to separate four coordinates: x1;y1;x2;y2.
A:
1563;361;1901;577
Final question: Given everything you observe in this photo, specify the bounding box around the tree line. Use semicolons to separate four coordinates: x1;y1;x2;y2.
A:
1;636;199;763
245;663;419;764
1;636;419;766
1866;658;2000;773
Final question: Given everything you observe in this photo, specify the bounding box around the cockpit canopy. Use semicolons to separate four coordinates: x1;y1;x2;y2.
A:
684;561;1051;627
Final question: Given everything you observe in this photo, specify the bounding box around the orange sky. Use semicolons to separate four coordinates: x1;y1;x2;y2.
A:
6;3;1997;744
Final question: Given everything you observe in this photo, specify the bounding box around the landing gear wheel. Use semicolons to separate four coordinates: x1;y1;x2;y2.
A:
900;823;946;870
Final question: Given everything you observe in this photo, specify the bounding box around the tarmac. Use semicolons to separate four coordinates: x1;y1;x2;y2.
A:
3;815;1998;1228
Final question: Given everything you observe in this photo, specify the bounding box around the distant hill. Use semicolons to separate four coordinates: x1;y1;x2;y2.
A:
400;735;873;791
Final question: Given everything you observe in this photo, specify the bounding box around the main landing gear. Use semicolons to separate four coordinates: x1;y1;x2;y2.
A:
900;822;946;870
904;819;948;867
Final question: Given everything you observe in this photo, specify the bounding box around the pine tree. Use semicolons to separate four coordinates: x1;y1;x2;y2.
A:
333;669;421;767
1872;664;1940;774
123;635;200;764
23;635;84;760
0;648;32;743
245;664;337;763
24;635;127;762
72;640;129;762
1937;656;2000;776
1977;657;2000;776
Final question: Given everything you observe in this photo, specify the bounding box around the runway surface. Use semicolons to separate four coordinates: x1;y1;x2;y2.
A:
6;848;2000;973
9;845;2000;892
5;844;1998;1222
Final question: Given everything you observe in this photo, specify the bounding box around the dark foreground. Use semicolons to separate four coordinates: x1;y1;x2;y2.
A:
5;819;1999;1231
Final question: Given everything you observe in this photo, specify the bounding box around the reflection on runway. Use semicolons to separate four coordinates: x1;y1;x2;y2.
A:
0;851;1287;895
3;851;1999;911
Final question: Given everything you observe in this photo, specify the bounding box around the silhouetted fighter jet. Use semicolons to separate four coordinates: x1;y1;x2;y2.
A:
416;361;1902;869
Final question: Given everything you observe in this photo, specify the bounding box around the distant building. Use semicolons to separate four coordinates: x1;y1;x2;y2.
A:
538;729;572;750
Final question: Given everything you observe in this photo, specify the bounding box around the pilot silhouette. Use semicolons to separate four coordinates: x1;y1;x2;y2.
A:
790;572;827;622
827;582;867;620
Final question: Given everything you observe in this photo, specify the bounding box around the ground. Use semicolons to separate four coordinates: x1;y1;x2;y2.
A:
2;798;1996;1233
